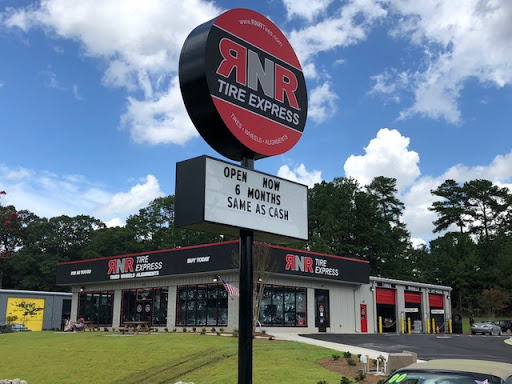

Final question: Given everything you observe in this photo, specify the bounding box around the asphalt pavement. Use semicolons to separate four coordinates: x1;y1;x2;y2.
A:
292;333;512;363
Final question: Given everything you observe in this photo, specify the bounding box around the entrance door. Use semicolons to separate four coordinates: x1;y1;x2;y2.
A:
315;289;330;331
360;304;368;333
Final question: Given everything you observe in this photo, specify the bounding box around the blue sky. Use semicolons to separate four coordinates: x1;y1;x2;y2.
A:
1;0;511;246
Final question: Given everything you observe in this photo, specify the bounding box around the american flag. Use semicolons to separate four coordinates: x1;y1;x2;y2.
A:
221;278;239;297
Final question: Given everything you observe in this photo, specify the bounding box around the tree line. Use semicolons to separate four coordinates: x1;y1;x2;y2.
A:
1;177;511;315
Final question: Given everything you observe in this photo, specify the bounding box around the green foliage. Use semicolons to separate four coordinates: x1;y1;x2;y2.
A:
340;376;352;384
317;381;329;384
343;351;352;358
354;372;366;381
332;354;341;361
182;327;187;333
346;358;356;366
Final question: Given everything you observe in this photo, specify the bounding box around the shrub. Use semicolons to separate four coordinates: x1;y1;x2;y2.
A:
220;328;224;333
354;372;366;382
192;327;197;333
340;376;352;384
211;327;216;333
317;381;329;384
202;328;207;333
182;327;187;333
268;336;274;341
347;358;356;366
343;351;352;358
332;354;341;361
164;327;168;332
200;330;206;335
104;327;109;332
173;328;177;332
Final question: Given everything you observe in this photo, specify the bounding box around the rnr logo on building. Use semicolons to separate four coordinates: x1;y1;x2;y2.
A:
285;254;313;273
107;257;134;275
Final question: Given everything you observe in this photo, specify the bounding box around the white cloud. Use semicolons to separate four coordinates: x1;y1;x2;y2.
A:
0;164;163;225
308;82;338;123
344;128;420;191
277;163;322;188
288;0;387;75
120;77;198;145
373;0;512;123
345;129;512;244
282;0;333;22
2;0;222;145
94;174;163;220
72;84;83;101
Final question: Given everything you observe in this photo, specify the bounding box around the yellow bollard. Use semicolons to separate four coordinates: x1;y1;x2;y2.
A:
449;319;452;334
401;316;405;334
379;316;383;333
407;317;411;334
432;318;436;334
427;318;430;334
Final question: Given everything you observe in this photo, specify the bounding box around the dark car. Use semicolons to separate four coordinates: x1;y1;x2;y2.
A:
383;359;512;384
497;319;512;334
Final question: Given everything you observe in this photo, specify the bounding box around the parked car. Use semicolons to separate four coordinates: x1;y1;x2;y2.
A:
382;359;512;384
497;319;512;333
10;323;31;332
471;320;502;335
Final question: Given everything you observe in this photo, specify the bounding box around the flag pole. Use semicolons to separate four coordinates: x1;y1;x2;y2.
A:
239;156;254;384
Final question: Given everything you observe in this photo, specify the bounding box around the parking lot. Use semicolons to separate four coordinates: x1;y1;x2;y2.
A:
301;333;512;363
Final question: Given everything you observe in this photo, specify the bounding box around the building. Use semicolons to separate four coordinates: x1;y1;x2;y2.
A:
0;289;72;331
55;241;451;334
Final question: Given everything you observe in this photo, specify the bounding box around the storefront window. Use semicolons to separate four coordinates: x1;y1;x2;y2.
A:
78;291;114;326
176;284;227;326
258;285;307;327
121;287;168;326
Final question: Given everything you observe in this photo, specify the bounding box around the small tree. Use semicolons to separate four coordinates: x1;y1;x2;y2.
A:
232;242;278;333
478;288;510;318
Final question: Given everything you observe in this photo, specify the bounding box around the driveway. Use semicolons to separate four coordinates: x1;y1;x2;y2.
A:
300;333;512;363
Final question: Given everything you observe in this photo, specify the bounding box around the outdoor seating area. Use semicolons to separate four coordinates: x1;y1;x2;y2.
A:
118;321;153;334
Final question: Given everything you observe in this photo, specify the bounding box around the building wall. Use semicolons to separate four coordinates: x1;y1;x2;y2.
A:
0;289;71;331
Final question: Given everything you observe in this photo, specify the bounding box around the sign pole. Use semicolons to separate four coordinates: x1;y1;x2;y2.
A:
239;156;254;384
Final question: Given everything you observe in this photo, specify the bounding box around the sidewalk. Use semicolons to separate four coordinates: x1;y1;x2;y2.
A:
268;332;389;361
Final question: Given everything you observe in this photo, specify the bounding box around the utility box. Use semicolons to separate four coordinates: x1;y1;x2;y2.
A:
386;353;417;374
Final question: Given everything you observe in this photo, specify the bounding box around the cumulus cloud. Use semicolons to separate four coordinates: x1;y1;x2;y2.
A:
345;128;512;243
372;0;512;123
94;174;163;222
2;0;222;145
282;0;333;22
308;82;338;123
120;77;198;145
0;164;163;225
344;128;420;191
277;163;322;188
288;0;387;75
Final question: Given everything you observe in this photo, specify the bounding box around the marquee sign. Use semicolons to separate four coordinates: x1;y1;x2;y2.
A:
175;156;308;243
179;8;307;161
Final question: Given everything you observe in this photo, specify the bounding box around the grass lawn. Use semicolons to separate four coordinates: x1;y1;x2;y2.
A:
0;332;343;384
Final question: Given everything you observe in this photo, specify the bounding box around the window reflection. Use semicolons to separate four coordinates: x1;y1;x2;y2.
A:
259;285;307;327
177;284;228;326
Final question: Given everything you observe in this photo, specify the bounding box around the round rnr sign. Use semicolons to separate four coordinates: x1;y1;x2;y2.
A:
179;8;308;161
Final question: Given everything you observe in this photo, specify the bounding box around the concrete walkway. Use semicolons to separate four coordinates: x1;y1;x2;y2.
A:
268;332;389;361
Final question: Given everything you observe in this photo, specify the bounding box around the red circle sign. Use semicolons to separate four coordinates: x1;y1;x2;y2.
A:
180;8;307;161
